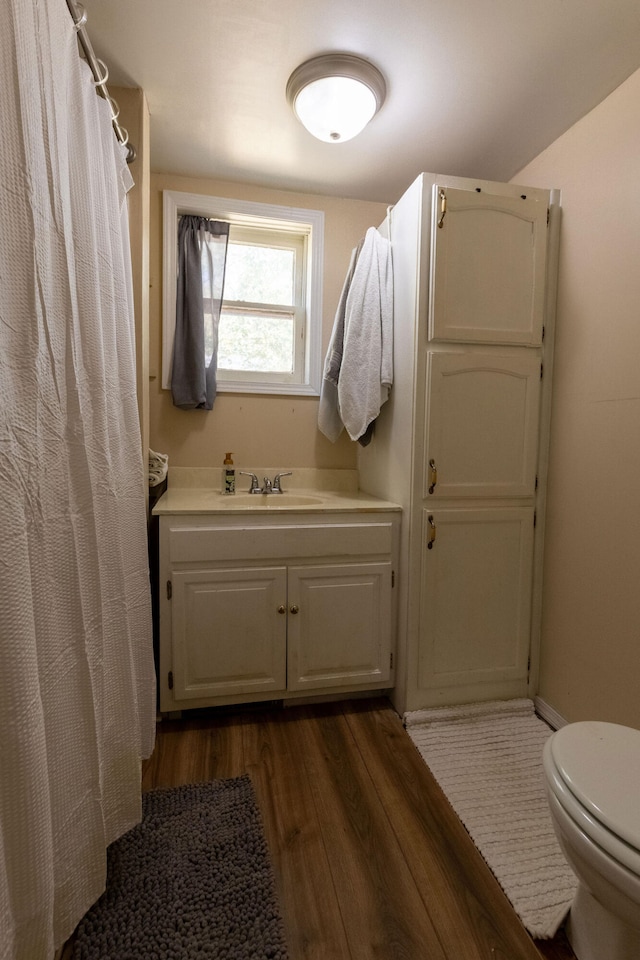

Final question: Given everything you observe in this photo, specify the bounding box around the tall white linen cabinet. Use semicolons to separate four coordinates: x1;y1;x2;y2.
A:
358;172;561;715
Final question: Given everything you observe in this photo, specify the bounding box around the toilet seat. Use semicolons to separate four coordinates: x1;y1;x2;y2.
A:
546;722;640;876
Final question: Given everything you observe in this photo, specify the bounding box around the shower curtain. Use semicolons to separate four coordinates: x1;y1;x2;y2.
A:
0;2;156;959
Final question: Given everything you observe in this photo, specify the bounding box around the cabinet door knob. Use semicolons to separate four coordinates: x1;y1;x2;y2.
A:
289;604;299;615
277;605;286;614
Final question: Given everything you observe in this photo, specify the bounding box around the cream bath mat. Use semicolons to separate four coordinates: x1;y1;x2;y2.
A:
404;698;577;938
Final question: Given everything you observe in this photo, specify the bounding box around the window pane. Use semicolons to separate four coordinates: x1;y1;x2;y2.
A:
223;243;295;305
218;312;294;373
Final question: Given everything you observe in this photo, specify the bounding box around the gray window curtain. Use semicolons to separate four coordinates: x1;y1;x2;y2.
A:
171;216;229;410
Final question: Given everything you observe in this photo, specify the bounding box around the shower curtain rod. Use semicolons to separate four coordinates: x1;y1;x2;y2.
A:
65;0;137;164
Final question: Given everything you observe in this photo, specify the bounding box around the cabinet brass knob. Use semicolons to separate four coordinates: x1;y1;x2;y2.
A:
289;604;299;614
428;458;437;494
437;188;447;228
277;605;286;614
427;514;437;550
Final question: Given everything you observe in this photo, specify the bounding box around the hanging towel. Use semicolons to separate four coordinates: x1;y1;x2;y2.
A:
318;239;364;442
318;227;393;443
338;227;393;441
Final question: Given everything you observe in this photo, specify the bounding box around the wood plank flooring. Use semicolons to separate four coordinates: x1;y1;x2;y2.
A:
142;696;576;960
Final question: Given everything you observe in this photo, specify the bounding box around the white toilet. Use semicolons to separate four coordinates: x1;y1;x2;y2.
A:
543;720;640;960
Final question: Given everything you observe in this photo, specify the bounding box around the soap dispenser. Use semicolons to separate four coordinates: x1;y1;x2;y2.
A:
222;452;235;495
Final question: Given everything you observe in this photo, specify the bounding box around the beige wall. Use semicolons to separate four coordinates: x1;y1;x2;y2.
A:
515;68;640;727
148;173;388;470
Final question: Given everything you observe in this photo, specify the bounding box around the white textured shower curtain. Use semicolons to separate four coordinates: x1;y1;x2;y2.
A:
0;3;156;959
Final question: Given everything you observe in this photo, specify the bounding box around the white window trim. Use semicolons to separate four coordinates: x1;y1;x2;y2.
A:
162;190;324;396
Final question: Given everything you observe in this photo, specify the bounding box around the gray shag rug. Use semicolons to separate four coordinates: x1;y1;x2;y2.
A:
72;775;289;959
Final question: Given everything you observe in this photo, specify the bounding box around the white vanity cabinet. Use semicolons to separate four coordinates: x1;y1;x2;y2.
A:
157;509;399;713
358;172;560;714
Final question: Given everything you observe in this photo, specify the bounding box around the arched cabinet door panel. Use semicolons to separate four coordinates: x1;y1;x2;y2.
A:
423;351;541;499
429;185;548;345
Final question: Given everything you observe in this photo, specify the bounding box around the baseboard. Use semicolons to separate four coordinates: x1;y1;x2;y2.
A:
534;696;567;730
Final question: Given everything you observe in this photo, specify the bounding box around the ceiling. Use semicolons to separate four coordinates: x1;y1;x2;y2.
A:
82;0;640;204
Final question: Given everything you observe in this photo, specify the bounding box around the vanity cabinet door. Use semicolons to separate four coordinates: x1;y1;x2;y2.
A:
423;350;541;499
418;507;533;702
170;566;287;702
286;562;393;691
429;185;548;345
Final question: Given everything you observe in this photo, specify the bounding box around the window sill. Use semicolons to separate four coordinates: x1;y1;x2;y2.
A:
215;379;320;397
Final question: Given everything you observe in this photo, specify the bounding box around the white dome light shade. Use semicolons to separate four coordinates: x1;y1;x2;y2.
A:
293;76;377;143
287;54;386;143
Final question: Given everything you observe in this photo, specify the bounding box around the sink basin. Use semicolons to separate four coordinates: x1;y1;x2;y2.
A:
225;494;325;507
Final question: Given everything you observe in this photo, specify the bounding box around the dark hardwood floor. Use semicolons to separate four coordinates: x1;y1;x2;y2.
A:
141;696;576;960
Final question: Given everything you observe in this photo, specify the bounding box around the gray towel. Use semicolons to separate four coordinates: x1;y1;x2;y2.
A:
318;240;363;441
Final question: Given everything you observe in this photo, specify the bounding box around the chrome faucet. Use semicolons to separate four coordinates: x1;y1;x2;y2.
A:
238;471;262;494
238;470;293;494
263;473;293;493
272;472;292;493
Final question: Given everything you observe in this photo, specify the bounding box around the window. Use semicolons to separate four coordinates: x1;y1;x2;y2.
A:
217;225;305;386
162;191;324;396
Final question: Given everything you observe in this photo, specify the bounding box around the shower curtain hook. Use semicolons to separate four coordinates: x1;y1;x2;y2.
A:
114;122;129;146
107;96;120;122
72;3;88;30
92;59;109;88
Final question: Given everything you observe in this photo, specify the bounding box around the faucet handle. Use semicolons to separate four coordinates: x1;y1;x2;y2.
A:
273;471;293;492
238;471;262;493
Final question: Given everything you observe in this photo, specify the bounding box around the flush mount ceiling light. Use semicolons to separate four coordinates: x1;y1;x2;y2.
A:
286;53;386;143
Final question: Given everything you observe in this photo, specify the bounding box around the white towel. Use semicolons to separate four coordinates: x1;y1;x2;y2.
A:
318;228;393;443
338;227;393;441
317;242;362;442
149;449;169;486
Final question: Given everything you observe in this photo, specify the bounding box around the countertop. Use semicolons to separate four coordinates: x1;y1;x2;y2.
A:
152;487;402;515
